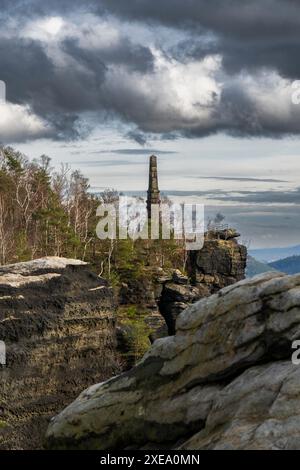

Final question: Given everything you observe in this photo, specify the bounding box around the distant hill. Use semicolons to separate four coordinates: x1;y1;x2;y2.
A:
246;255;277;278
269;255;300;274
249;245;300;263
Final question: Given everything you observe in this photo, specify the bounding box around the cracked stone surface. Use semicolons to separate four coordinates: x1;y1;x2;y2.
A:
45;271;300;450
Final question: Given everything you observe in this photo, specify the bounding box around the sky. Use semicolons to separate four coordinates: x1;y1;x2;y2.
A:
1;0;300;249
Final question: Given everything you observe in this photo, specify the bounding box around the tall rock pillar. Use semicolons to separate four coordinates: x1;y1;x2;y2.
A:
146;155;160;219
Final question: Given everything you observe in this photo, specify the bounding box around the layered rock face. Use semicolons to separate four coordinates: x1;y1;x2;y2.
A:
46;271;300;450
158;231;247;335
0;257;121;450
187;229;247;295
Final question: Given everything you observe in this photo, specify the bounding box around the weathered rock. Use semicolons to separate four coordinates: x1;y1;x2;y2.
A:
158;282;199;335
0;257;121;449
181;360;300;450
206;228;241;240
45;271;300;450
188;235;247;294
118;277;157;309
172;269;189;285
157;233;247;335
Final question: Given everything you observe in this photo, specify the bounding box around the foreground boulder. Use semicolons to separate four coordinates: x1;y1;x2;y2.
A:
45;271;300;450
0;257;121;449
181;360;300;450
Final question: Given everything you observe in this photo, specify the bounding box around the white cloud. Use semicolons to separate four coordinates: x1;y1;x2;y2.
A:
0;102;51;143
221;70;299;133
102;48;300;136
22;16;65;42
21;14;121;50
103;49;222;132
4;13;300;141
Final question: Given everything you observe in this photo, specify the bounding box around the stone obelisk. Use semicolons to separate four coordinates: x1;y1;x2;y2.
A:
146;155;160;219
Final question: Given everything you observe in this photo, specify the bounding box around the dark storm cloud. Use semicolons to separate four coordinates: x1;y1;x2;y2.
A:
98;0;300;138
63;37;153;74
100;0;300;39
5;0;300;41
0;27;154;140
101;0;300;79
0;37;53;106
0;0;99;18
221;40;300;79
9;0;300;43
0;36;107;139
7;1;300;78
173;36;300;80
0;36;79;139
2;0;300;142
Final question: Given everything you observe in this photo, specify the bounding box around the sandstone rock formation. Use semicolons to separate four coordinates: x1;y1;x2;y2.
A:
187;231;247;296
158;232;247;335
45;271;300;450
180;360;300;450
0;257;121;449
157;269;199;335
115;229;247;342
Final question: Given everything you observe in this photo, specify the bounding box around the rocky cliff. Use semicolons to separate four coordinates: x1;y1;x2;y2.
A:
46;271;300;450
158;229;247;334
187;228;247;294
0;257;121;449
